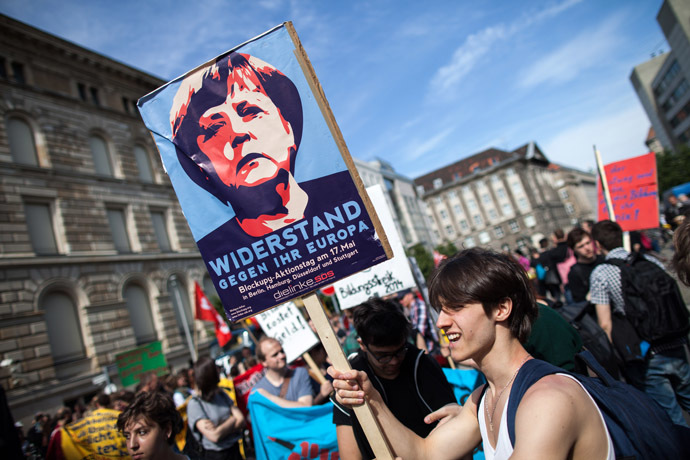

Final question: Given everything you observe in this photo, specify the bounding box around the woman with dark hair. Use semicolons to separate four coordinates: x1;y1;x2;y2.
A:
117;391;186;460
187;356;245;460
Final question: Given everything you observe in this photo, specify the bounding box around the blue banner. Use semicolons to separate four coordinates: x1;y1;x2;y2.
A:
443;368;486;460
248;392;339;460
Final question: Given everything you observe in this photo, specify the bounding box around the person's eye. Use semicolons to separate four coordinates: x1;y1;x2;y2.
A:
236;102;264;121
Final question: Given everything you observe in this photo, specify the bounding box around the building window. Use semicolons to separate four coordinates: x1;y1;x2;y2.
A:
11;62;25;84
518;197;529;210
25;202;59;255
488;209;498;220
462;186;471;194
6;116;38;166
415;185;425;196
133;146;154;182
510;182;522;193
509;219;520;233
482;193;492;204
107;208;131;253
559;189;569;199
491;175;501;183
496;188;506;199
433;178;443;189
89;135;113;176
42;291;85;364
123;283;157;345
565;202;575;215
168;275;193;336
662;79;689;112
464;237;476;248
445;225;454;236
669;100;690;128
0;57;6;79
151;211;172;252
459;219;469;231
502;203;513;216
478;231;490;244
524;214;536;228
494;225;504;238
505;168;515;176
473;214;483;227
467;199;478;210
654;60;680;96
90;87;100;106
453;204;463;216
77;83;87;101
440;209;448;220
447;191;458;200
434;196;443;204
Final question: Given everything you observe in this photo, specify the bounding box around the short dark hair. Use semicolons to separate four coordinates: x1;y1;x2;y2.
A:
116;392;183;445
538;238;548;249
428;247;538;342
352;298;411;347
672;219;690;286
193;356;219;402
567;227;591;249
96;393;110;408
553;228;565;240
591;220;622;251
256;336;280;362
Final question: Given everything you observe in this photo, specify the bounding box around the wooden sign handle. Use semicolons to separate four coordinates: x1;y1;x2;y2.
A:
302;293;394;460
302;351;326;385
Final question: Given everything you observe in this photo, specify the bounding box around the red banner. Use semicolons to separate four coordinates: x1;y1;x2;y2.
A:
597;152;659;231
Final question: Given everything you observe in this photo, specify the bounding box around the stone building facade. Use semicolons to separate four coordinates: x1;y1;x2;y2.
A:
354;158;436;249
415;142;597;252
0;15;215;424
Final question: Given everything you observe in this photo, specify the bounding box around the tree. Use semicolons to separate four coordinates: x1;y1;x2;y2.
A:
407;243;434;281
435;241;459;257
656;146;690;193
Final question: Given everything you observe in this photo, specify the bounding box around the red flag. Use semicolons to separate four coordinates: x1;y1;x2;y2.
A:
194;282;232;347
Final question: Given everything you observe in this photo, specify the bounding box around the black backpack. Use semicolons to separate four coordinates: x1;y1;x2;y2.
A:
552;300;621;379
603;253;689;345
506;352;690;460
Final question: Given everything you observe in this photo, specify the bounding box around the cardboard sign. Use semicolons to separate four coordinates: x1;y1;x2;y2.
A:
138;23;389;322
115;341;168;387
597;152;659;231
333;185;417;309
255;301;318;362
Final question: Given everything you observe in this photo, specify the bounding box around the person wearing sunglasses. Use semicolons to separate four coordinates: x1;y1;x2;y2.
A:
332;298;456;460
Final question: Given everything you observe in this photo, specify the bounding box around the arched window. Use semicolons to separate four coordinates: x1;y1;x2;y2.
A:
167;275;193;336
42;291;85;363
6;116;38;166
133;145;154;182
123;283;157;345
89;134;113;176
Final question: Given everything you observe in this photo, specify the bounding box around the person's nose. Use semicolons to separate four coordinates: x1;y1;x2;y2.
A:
128;436;139;452
436;310;450;330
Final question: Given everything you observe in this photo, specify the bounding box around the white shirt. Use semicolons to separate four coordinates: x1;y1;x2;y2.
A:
477;374;614;460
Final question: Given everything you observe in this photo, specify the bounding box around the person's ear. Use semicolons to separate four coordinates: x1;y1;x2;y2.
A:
357;338;365;350
494;298;513;322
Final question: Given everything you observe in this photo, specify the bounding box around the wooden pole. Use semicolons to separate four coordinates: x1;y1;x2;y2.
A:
303;293;394;460
594;146;630;251
302;351;326;385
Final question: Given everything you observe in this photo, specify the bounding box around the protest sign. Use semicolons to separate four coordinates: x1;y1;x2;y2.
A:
115;341;167;387
255;301;318;363
597;152;659;231
334;185;417;308
138;23;389;322
59;408;129;459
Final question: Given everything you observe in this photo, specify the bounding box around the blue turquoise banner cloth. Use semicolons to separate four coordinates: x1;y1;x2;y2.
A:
248;391;339;460
443;368;486;460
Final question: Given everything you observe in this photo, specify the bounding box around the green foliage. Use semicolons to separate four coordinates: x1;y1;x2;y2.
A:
407;243;434;281
656;146;690;193
435;241;459;257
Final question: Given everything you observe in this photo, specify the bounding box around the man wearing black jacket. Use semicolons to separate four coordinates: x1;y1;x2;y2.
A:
566;227;604;303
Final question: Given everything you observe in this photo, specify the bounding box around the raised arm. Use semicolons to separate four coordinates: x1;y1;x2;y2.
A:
328;366;481;460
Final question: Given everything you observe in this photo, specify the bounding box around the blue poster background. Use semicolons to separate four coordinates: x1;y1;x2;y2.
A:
138;24;387;321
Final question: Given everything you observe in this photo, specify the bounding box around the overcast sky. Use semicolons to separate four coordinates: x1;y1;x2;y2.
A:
0;0;667;178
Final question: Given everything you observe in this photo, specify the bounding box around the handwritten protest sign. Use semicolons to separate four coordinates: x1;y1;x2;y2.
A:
597;152;659;231
334;185;417;309
255;301;318;362
115;341;167;387
59;408;129;459
138;23;389;322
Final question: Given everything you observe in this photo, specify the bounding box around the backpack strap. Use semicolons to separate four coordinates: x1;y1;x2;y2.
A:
506;359;562;446
279;371;292;399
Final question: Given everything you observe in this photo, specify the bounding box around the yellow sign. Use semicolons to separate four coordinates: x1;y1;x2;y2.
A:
60;408;130;460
